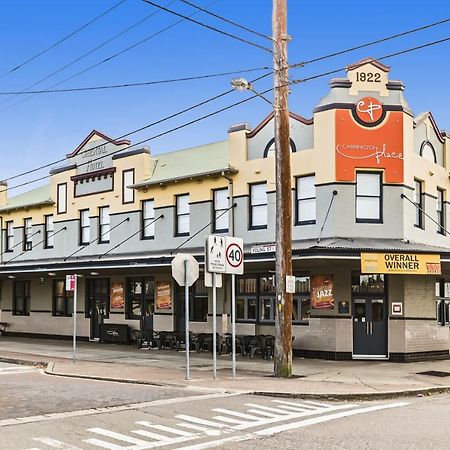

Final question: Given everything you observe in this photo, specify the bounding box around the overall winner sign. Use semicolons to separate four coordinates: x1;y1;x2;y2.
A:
361;252;441;275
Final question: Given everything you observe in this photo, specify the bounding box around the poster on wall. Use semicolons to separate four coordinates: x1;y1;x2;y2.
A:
110;282;124;309
156;281;172;310
311;275;334;310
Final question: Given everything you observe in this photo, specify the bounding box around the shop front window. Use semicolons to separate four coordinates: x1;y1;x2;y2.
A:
189;279;208;322
436;279;450;326
53;280;74;317
352;274;385;294
126;278;154;320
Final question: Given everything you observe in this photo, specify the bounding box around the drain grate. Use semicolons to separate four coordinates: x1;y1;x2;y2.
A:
417;370;450;377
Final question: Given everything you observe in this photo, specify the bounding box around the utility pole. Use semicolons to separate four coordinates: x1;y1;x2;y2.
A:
273;0;293;377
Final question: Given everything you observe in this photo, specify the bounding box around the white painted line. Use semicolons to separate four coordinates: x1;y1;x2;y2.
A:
86;428;153;446
256;402;410;436
131;429;173;441
212;416;246;425
176;422;221;436
233;404;357;431
302;400;332;408
136;421;194;437
246;409;278;418
0;392;234;428
175;415;228;429
174;433;255;450
33;437;82;449
243;403;294;414
211;408;261;421
272;399;321;409
81;438;124;450
274;405;311;413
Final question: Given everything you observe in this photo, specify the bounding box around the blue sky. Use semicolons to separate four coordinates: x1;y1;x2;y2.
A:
0;0;449;194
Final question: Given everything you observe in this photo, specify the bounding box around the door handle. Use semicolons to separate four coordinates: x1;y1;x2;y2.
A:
366;322;369;335
370;322;373;335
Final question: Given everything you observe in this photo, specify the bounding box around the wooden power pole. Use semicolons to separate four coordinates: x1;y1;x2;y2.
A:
273;0;293;377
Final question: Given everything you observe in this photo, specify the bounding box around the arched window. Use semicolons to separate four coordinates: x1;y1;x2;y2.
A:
263;138;297;158
420;141;437;163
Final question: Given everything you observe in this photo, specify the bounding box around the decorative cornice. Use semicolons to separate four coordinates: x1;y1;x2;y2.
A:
66;130;130;158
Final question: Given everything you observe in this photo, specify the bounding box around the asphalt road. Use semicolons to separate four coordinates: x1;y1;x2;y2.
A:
1;362;450;449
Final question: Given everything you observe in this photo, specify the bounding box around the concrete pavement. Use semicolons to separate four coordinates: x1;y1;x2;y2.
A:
2;337;450;399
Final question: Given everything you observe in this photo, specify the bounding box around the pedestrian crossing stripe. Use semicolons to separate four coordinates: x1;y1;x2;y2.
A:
27;399;410;450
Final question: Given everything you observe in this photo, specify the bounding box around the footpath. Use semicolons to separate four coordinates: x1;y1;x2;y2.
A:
2;337;450;400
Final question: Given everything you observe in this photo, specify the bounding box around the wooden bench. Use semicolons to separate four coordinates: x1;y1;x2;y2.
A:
0;322;8;335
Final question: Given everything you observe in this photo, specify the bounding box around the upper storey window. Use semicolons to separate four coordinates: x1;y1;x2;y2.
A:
249;183;267;230
356;172;382;223
99;206;110;243
213;188;229;233
175;194;190;237
296;175;316;225
420;141;437;164
413;179;424;229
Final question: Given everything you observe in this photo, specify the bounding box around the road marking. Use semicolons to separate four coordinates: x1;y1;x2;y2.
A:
211;408;261;421
246;409;278;418
136;421;194;437
176;422;221;436
0;392;235;428
32;437;82;449
243;403;300;414
256;402;410;436
0;365;38;375
175;415;228;428
303;400;332;408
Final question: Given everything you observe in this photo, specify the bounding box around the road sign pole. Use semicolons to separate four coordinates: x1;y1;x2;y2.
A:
184;259;190;380
212;273;217;380
72;275;77;363
231;273;236;378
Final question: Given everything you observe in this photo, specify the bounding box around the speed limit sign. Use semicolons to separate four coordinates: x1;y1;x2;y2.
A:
225;237;244;275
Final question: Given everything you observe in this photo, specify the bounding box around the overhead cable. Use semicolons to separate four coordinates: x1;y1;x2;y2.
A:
0;0;128;80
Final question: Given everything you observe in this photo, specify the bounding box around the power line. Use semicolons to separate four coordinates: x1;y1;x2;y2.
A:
0;0;179;108
291;36;450;84
1;86;270;196
291;17;450;69
0;0;222;113
0;72;272;192
141;0;272;53
1;34;449;194
179;0;271;40
0;66;271;95
0;0;128;80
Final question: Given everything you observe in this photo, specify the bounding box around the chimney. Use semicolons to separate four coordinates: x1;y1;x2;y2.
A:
0;181;7;206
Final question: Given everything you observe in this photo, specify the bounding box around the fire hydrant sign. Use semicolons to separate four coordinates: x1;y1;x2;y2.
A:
206;235;244;275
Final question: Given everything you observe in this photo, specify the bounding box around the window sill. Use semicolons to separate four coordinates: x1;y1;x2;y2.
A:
295;220;316;226
175;233;189;237
356;219;382;224
141;236;155;240
249;226;268;231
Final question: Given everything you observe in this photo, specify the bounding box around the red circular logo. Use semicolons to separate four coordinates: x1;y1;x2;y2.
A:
355;96;383;124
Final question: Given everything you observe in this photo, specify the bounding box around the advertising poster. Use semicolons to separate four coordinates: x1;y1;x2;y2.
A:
156;281;172;310
110;282;124;309
361;252;441;275
311;275;334;310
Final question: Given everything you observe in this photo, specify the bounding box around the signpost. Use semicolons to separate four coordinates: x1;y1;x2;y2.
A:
206;235;244;379
66;274;77;363
171;253;199;380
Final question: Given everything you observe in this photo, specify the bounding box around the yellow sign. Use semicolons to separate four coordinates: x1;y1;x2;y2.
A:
361;253;441;275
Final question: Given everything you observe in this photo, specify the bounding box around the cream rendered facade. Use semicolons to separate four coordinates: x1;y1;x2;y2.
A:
0;58;449;361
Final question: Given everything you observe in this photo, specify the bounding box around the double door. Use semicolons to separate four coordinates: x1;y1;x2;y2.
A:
353;297;387;358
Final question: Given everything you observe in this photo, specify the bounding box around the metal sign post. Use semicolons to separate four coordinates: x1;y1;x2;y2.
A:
66;274;77;363
207;235;244;380
171;253;199;381
184;259;190;380
212;272;217;379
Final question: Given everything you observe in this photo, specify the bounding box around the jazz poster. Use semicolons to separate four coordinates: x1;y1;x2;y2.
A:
110;282;125;309
156;281;172;310
311;275;334;310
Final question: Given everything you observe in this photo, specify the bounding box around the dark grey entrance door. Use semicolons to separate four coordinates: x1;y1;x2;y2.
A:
353;297;387;358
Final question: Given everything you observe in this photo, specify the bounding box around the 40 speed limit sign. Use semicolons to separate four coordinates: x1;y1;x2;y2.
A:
225;237;244;275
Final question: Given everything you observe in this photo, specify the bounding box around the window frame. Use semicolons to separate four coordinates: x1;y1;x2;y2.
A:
23;217;32;251
98;206;110;244
122;169;135;204
5;220;14;252
437;187;445;235
12;280;31;316
44;214;54;249
141;199;155;240
413;178;424;229
175;194;190;237
213;188;229;233
79;209;90;245
52;279;74;317
125;277;155;320
249;182;268;230
57;183;67;214
295;174;316;225
355;171;382;224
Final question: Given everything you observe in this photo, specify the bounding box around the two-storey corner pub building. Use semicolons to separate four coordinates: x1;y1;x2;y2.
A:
1;58;450;362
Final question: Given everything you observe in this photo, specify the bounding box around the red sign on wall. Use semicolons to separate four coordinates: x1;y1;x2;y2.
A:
335;103;404;183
